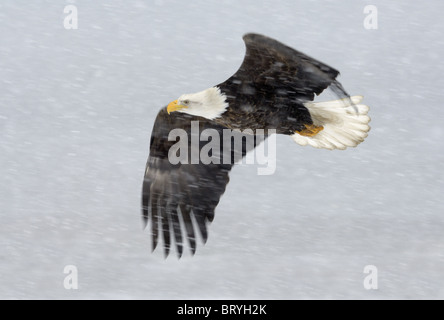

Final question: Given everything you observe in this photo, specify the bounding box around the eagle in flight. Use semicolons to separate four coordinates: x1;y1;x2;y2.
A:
142;33;370;257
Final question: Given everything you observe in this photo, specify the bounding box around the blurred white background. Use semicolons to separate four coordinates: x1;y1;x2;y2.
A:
1;0;443;299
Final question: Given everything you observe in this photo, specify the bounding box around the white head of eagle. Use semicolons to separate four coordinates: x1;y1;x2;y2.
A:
167;87;229;120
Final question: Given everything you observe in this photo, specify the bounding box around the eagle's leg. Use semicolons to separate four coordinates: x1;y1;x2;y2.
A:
296;124;324;137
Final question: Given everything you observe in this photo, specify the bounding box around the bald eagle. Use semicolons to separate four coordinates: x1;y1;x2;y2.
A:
142;33;370;257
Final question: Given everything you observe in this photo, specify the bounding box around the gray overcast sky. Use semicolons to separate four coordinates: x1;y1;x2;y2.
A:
1;1;443;299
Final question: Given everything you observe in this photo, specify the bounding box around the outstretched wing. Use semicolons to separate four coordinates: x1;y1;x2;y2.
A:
142;108;263;258
219;33;349;103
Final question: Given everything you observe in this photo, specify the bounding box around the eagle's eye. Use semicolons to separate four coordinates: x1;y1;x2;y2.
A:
183;100;190;105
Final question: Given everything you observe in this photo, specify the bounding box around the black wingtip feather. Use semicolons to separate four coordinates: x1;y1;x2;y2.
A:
151;193;159;253
180;204;197;255
163;245;170;258
189;241;196;256
170;205;184;259
161;215;171;258
151;234;158;252
141;181;150;230
193;209;209;244
330;79;350;99
176;245;183;259
142;211;148;230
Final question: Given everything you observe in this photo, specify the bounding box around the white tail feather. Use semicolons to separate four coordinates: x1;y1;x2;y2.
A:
292;96;371;150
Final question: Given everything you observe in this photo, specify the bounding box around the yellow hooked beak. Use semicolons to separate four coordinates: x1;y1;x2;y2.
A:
167;100;188;115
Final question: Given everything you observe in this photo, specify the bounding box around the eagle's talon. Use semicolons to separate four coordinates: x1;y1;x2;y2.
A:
296;124;324;137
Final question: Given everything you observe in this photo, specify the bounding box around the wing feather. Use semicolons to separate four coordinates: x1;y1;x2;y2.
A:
142;109;261;257
217;33;350;122
180;204;196;256
150;189;159;252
